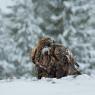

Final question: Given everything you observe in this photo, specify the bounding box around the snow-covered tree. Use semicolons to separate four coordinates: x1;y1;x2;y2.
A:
0;9;16;79
59;0;95;74
32;0;64;39
0;0;43;79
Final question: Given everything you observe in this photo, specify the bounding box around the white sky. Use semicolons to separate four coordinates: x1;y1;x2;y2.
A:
0;0;13;12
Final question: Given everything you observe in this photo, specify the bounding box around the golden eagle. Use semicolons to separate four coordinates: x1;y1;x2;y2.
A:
32;37;81;79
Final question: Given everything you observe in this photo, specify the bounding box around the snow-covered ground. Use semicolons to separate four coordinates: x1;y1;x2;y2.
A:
0;74;95;95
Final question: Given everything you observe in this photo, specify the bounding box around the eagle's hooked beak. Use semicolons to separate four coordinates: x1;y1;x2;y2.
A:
42;46;50;55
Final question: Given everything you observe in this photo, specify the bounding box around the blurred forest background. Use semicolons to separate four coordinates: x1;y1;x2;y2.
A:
0;0;95;79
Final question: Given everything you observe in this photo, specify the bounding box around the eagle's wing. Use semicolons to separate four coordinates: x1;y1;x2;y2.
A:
53;45;80;75
66;48;80;68
31;48;37;64
53;45;69;63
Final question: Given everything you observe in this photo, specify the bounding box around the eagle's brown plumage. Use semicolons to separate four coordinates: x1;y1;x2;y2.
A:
31;37;81;79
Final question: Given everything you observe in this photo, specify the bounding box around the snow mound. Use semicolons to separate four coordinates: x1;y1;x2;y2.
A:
0;74;95;95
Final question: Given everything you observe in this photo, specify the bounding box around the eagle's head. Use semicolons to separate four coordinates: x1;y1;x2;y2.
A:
37;37;54;50
36;37;55;57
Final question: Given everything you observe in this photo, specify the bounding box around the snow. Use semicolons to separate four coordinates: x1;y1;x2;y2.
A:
0;0;13;13
0;74;95;95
